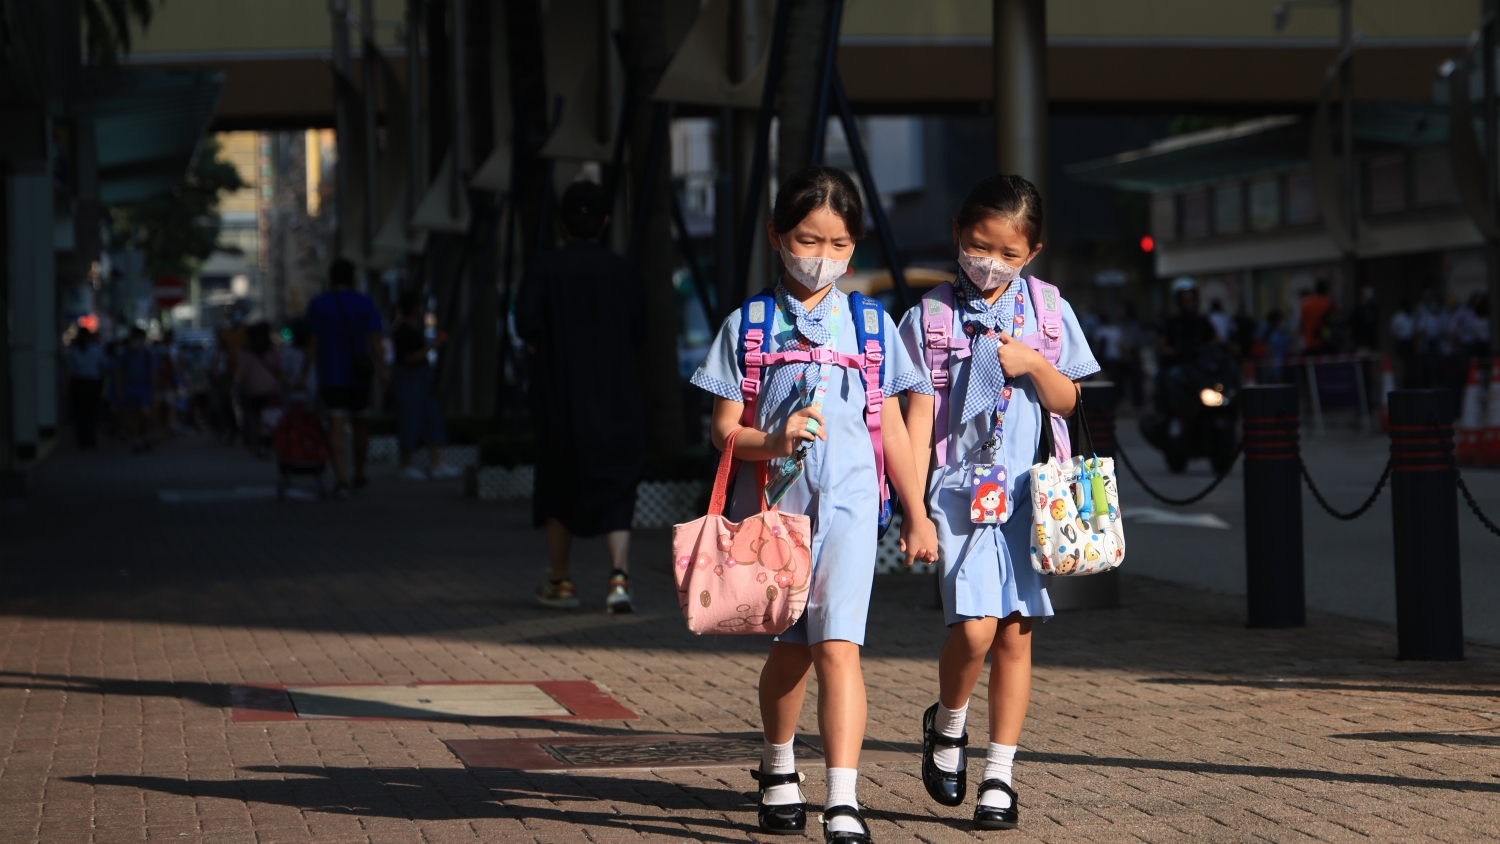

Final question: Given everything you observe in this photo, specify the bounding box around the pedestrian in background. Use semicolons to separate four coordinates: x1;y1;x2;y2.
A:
65;329;105;450
517;180;646;614
117;327;155;453
236;322;283;457
299;259;386;499
390;291;459;481
1299;280;1334;355
1390;299;1417;388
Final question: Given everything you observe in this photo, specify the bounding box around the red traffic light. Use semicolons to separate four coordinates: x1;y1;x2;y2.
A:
1139;235;1155;253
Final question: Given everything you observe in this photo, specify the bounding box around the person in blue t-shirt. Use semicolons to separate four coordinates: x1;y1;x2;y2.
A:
296;259;387;498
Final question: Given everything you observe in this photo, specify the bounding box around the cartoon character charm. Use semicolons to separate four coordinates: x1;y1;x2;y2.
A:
969;463;1009;525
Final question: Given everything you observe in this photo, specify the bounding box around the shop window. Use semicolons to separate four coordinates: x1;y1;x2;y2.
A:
1366;154;1406;215
1151;194;1177;242
1213;184;1244;234
1412;147;1457;207
1249;178;1281;231
1285;171;1318;225
1181;190;1210;239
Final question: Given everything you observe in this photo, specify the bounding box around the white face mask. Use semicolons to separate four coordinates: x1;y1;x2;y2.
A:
779;238;848;292
957;249;1025;292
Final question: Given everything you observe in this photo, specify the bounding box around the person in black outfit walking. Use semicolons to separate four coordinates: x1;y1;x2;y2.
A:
516;180;646;613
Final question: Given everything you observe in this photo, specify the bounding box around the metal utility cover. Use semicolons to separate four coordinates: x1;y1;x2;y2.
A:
286;683;571;719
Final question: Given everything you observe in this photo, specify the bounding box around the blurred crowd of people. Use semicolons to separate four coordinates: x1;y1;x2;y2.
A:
1075;277;1489;411
60;258;460;498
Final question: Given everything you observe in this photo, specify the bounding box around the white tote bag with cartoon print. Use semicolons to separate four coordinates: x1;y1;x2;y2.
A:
1027;410;1125;576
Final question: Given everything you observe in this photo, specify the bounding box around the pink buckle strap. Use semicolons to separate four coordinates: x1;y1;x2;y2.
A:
859;339;888;504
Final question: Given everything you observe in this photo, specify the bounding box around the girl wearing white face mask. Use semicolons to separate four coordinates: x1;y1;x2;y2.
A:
692;166;939;842
896;175;1099;831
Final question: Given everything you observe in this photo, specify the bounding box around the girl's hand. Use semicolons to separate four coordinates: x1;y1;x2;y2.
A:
899;512;940;567
773;406;826;457
996;331;1047;378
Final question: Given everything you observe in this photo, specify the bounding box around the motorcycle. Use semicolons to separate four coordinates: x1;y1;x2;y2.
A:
1139;344;1240;474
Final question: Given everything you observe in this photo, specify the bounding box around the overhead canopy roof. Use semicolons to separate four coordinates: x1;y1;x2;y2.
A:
1068;103;1454;193
76;67;225;206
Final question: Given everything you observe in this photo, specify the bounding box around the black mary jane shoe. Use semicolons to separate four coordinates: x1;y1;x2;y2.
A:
749;767;807;835
920;702;968;807
821;805;874;843
973;779;1019;831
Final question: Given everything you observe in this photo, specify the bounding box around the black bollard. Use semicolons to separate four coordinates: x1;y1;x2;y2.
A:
1049;382;1121;611
1240;385;1305;628
1389;389;1463;660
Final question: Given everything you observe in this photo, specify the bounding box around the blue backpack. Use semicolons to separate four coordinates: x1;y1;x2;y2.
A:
735;289;893;531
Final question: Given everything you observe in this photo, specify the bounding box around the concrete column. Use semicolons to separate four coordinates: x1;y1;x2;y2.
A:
730;0;770;299
7;171;51;458
992;0;1048;273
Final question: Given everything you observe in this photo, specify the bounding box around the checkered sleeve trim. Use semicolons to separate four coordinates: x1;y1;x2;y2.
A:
886;369;934;397
690;371;743;402
1058;360;1102;381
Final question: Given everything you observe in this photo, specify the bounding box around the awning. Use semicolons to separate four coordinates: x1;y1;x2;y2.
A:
75;67;225;206
1068;104;1455;194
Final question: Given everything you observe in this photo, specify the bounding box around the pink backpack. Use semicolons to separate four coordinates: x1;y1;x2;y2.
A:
921;276;1069;467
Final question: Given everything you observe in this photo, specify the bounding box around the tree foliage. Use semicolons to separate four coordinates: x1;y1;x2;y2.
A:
84;0;158;64
110;136;246;278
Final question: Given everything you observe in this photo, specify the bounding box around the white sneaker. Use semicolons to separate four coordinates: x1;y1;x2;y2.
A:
429;464;462;479
400;466;429;481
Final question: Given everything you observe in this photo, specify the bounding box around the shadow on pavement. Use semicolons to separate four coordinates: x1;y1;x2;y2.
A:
67;767;762;842
1139;676;1500;698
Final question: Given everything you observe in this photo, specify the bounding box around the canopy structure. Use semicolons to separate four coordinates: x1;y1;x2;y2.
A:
1068;104;1454;195
78;67;225;206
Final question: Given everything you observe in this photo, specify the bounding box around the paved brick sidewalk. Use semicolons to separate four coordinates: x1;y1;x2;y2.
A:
3;438;1500;843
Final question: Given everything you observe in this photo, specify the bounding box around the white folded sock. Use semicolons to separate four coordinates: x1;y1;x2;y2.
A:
760;738;801;805
979;743;1017;809
824;767;862;834
932;701;968;773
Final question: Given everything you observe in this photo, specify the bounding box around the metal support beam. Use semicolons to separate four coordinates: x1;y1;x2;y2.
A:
733;0;794;307
1485;0;1500;355
832;71;911;312
807;0;844;166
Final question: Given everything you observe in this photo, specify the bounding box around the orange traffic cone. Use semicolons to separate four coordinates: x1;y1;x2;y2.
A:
1484;359;1500;466
1379;354;1396;431
1457;358;1485;465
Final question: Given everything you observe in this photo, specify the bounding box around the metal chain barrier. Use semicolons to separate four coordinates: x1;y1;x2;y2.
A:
1114;438;1243;507
1298;457;1392;521
1456;473;1500;537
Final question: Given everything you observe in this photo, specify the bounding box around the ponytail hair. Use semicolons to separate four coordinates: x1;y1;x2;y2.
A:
771;166;866;239
955;174;1044;247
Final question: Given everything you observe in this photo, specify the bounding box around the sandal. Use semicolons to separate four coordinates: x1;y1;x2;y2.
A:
821;805;873;843
749;767;807;835
920;702;968;807
973;779;1019;831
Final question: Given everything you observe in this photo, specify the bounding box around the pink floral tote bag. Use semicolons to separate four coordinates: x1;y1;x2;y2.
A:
672;428;813;635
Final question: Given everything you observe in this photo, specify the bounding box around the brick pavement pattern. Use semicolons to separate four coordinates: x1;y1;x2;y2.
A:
3;438;1500;843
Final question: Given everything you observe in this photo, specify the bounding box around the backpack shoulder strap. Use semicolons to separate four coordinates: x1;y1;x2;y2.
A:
921;282;966;468
737;288;776;428
848;292;889;510
1024;276;1064;366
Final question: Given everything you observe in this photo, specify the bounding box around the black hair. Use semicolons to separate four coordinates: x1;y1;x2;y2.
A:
955;174;1044;247
771;166;865;239
330;258;356;288
247;322;273;355
398;290;424;317
559;180;608;239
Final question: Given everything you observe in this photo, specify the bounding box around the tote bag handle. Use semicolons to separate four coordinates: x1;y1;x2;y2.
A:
708;427;775;516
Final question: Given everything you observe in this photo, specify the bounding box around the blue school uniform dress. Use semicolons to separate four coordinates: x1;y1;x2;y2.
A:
897;276;1099;626
692;285;930;646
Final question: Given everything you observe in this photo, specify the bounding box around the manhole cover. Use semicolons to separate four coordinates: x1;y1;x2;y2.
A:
287;683;570;719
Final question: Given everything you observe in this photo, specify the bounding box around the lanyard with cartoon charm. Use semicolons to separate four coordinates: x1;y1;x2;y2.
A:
763;296;842;508
965;286;1025;525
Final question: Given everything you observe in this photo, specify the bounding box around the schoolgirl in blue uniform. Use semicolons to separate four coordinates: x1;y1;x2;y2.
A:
898;175;1099;830
692;166;938;843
